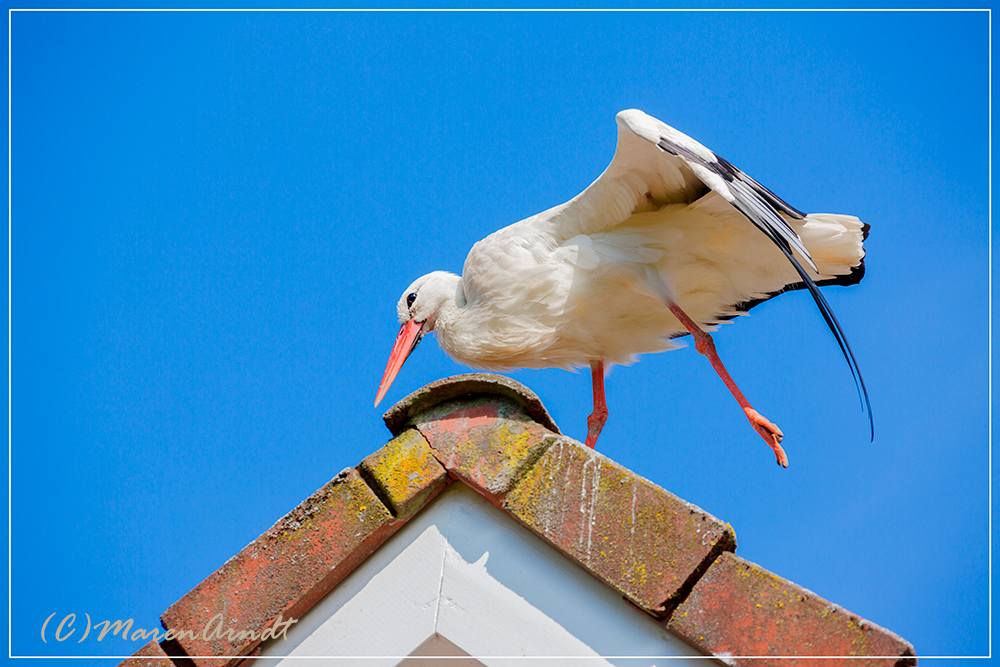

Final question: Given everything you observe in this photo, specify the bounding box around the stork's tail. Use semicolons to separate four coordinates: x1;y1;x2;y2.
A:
797;213;868;286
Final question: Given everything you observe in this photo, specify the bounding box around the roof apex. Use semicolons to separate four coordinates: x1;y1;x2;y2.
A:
382;372;560;436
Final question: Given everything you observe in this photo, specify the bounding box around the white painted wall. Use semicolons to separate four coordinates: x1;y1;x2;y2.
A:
255;484;713;667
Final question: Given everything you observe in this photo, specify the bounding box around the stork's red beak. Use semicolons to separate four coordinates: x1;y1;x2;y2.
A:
374;317;425;407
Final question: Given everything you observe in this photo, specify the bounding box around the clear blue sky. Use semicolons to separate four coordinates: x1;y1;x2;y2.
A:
8;7;991;663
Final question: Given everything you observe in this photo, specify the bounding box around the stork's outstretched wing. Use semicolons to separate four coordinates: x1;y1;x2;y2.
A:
551;109;817;272
546;109;872;437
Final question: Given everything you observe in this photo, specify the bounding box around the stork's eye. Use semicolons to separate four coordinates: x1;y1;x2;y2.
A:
406;292;417;308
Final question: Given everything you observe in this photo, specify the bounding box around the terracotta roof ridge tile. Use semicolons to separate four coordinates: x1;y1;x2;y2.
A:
503;435;736;617
158;468;398;666
382;372;560;436
667;551;917;666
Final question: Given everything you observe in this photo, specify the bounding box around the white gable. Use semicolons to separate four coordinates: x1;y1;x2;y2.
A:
257;484;708;666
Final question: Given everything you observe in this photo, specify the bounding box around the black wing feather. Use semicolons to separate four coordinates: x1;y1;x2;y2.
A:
657;137;818;273
715;155;806;219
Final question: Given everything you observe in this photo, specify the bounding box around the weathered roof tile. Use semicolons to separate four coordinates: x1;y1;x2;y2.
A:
159;468;397;666
383;372;560;436
358;428;448;521
504;436;736;617
667;551;917;666
410;393;559;506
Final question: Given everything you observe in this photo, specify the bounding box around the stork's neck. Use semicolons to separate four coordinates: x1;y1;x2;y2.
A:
423;272;473;363
419;271;465;334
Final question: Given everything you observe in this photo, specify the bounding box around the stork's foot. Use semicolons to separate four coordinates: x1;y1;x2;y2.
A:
585;406;608;450
744;407;788;468
585;359;609;450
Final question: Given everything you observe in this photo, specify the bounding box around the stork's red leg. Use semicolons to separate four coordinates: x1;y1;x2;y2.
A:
585;359;609;449
665;301;789;468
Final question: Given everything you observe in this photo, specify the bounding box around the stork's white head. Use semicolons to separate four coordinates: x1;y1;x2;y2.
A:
375;271;462;407
395;271;462;329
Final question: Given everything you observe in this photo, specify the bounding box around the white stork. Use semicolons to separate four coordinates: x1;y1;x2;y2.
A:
375;109;871;467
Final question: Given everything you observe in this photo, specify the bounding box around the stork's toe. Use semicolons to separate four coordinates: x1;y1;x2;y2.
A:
744;407;788;468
